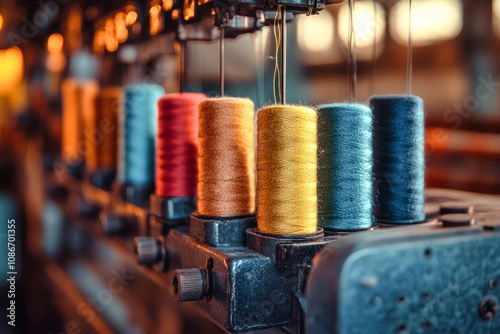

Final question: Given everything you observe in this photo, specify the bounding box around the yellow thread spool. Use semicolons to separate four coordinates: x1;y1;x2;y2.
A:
197;97;256;217
257;105;317;235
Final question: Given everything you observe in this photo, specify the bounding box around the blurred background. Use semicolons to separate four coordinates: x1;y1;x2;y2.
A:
0;0;500;332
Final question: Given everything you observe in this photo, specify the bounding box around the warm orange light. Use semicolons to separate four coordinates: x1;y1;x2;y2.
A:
0;47;24;95
132;22;141;34
125;11;137;26
172;9;179;20
105;18;118;51
150;4;160;16
390;0;462;46
162;0;173;11
105;18;114;32
115;12;128;43
184;0;195;21
105;37;118;52
47;33;64;54
93;28;106;53
47;53;66;72
149;5;162;35
0;13;3;31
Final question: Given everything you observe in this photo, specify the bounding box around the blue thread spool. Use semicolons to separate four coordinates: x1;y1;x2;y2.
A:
370;95;425;224
317;103;374;231
118;84;165;190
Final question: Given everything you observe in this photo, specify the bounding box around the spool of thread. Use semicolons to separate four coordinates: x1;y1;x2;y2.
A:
97;87;120;171
370;95;425;224
61;78;81;164
197;98;255;217
317;103;373;231
156;93;206;198
80;81;100;172
257;105;317;235
118;84;165;189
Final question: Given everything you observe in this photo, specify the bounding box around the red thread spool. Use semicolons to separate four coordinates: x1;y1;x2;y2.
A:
155;93;206;197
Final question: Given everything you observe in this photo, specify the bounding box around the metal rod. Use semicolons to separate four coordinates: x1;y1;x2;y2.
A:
280;6;286;105
407;0;412;95
347;0;356;102
219;27;225;97
179;41;186;93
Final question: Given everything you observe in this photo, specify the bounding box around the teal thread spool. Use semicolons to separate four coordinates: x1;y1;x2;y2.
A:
118;83;165;189
317;103;374;231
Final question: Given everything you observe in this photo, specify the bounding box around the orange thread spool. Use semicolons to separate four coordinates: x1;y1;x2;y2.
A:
97;87;120;171
61;78;81;163
197;98;255;216
80;81;100;171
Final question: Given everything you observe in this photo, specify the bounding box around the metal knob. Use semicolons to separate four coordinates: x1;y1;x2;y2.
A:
77;198;99;219
440;213;475;227
439;202;474;215
134;237;161;265
172;268;207;302
101;213;126;236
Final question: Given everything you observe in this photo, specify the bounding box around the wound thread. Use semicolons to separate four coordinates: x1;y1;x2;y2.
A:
370;95;425;224
118;83;165;188
317;103;373;231
97;87;120;171
156;93;206;197
197;97;255;217
61;78;82;164
257;105;317;235
80;81;100;171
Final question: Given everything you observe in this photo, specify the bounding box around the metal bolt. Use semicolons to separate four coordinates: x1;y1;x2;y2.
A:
172;268;207;302
479;297;498;321
134;237;162;265
77;198;99;219
439;214;475;227
101;213;126;236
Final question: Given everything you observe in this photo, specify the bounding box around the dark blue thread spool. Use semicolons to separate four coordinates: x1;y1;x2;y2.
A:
370;95;425;224
118;83;165;190
316;103;374;231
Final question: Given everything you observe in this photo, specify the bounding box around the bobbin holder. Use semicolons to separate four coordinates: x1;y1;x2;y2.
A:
155;218;334;332
114;182;154;208
149;195;196;230
88;169;116;191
